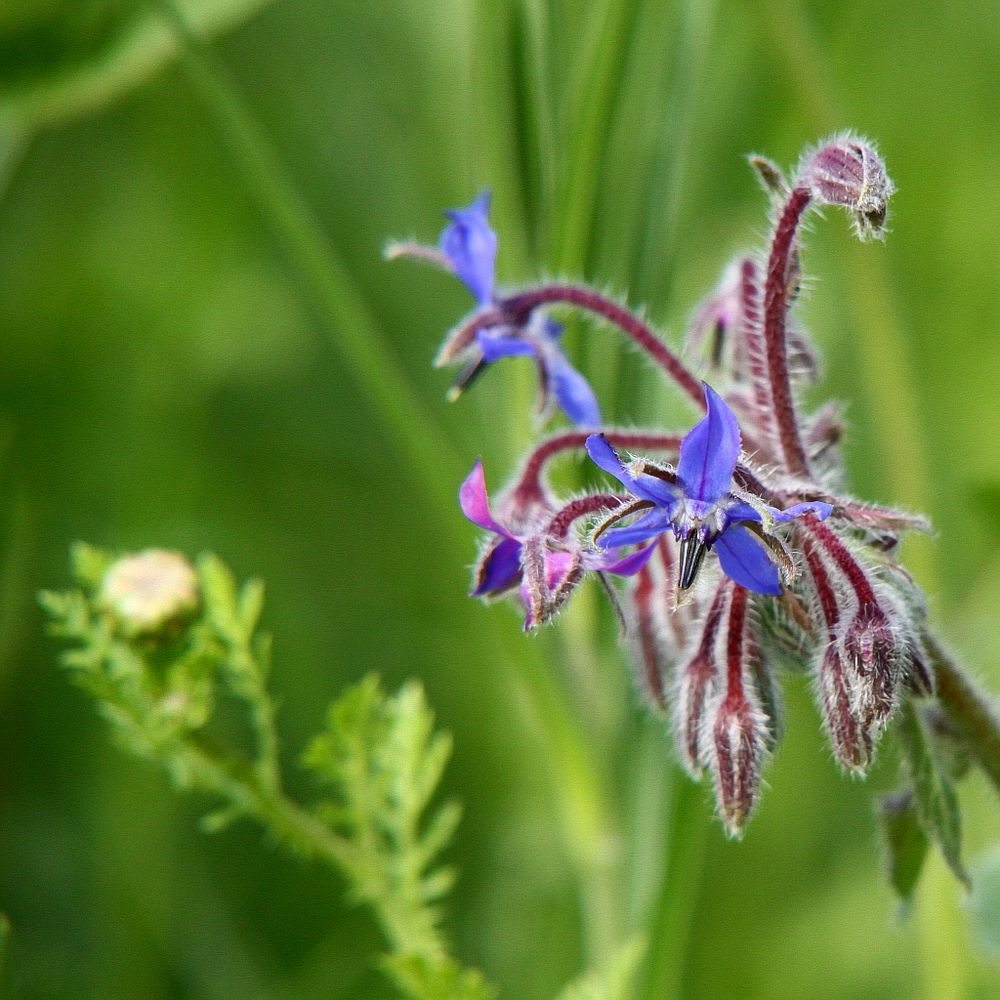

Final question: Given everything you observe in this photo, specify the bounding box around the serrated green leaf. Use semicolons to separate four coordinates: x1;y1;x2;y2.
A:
556;935;647;1000
0;0;277;131
197;551;240;638
237;578;266;640
898;699;970;889
69;541;114;590
380;953;497;1000
878;789;929;908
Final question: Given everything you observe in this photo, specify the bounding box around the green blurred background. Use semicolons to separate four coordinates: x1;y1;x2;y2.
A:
1;0;1000;997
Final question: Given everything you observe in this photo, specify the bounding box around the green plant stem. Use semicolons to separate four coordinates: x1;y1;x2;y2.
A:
175;732;444;955
926;633;1000;798
637;777;710;1000
153;0;460;514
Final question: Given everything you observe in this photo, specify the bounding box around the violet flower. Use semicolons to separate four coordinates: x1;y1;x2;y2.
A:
459;458;652;627
586;383;832;595
394;191;601;426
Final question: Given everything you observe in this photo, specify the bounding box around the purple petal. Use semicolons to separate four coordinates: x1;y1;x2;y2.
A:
440;191;497;305
599;543;657;576
586;435;679;508
459;459;512;537
768;500;834;523
544;346;602;426
472;536;522;596
714;524;781;596
596;509;674;549
677;383;741;505
476;330;536;362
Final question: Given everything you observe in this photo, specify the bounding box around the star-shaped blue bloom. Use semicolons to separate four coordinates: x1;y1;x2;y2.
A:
586;383;833;595
439;192;601;427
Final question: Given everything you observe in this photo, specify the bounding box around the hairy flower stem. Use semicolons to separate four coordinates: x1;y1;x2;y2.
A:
926;633;1000;798
452;285;704;404
513;430;682;504
546;494;627;539
763;187;813;477
506;285;705;403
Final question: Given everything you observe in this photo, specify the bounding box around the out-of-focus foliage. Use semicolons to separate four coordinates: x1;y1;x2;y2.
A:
2;0;1000;997
43;546;495;999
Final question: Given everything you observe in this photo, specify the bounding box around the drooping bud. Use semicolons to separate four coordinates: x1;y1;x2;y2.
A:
841;601;906;731
519;535;583;631
674;581;729;775
100;549;199;635
797;135;895;241
818;644;874;772
706;585;768;836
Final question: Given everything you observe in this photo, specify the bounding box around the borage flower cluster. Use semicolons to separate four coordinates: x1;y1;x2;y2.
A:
390;136;974;849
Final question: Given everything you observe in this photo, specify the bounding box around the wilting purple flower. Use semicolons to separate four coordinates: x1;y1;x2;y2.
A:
459;458;652;626
587;383;832;595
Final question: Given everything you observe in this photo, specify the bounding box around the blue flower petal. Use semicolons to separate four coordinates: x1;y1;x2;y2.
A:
473;536;522;595
768;500;834;523
476;330;537;361
714;524;782;595
586;435;679;508
677;383;741;505
440;191;497;305
597;508;674;549
725;500;763;524
545;347;602;426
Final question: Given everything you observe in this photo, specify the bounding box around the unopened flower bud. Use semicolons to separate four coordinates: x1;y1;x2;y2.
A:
100;549;199;635
710;699;766;838
798;135;894;240
818;645;874;772
841;603;904;729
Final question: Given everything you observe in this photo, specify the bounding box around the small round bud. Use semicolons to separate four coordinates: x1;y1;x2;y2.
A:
100;549;199;634
798;135;895;240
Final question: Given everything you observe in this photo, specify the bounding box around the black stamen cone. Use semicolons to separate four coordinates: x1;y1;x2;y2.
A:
678;533;709;591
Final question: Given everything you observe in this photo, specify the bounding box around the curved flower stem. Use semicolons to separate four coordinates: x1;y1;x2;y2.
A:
638;777;711;999
512;430;682;504
505;285;705;403
925;632;1000;798
447;286;704;404
762;187;813;478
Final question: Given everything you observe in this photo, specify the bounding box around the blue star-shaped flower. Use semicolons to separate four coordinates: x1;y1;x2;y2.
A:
439;192;601;427
586;383;833;595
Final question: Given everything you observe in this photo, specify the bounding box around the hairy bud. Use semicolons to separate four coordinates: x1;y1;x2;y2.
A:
798;135;895;240
841;602;906;731
705;586;768;836
818;644;874;772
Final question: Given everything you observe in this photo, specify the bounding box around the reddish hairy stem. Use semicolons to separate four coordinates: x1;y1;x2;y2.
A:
446;285;704;403
801;539;840;631
503;285;704;403
633;563;667;708
546;493;626;540
512;430;682;503
763;188;813;477
725;584;749;709
800;517;878;606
